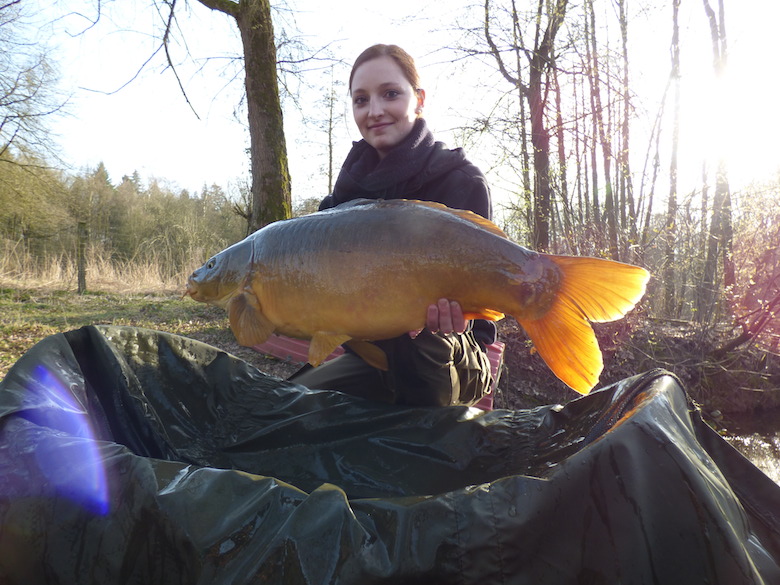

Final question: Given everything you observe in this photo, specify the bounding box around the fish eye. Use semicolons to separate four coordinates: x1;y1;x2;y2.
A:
207;259;216;269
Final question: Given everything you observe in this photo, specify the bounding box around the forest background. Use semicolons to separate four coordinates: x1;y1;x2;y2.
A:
2;0;780;418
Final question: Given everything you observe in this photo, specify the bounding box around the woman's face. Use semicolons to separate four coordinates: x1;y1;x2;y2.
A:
350;56;425;159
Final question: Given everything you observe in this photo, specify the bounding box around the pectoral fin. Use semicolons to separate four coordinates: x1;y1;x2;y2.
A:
228;292;275;346
309;332;352;367
344;340;389;371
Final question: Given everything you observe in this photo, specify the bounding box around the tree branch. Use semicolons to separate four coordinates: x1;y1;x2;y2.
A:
484;0;523;90
80;43;165;95
159;0;200;119
195;0;239;18
0;1;22;13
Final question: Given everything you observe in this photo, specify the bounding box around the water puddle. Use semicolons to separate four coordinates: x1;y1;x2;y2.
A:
725;432;780;485
721;409;780;485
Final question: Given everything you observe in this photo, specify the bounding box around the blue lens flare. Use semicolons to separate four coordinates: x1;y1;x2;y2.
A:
30;365;111;516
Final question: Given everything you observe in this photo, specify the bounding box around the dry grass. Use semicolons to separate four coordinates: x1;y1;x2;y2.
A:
0;282;300;382
0;244;300;381
0;239;189;295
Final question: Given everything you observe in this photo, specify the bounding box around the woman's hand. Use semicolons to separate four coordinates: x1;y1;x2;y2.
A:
409;298;467;338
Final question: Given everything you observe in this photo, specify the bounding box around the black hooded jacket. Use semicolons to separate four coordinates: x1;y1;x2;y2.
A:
319;118;497;347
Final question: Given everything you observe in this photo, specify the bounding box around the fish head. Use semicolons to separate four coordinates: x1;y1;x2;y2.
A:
184;238;254;307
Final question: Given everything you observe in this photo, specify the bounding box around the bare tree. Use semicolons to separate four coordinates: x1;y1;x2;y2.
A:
306;64;344;196
0;1;65;165
192;0;291;230
615;0;638;258
663;0;681;317
697;0;733;321
484;0;569;252
584;0;619;260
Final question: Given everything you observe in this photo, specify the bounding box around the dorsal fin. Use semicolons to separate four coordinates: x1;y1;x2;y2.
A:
377;199;509;239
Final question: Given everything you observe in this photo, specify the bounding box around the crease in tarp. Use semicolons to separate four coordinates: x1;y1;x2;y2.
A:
1;324;779;584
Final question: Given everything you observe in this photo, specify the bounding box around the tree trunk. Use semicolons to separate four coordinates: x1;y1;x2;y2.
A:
583;12;601;233
196;0;291;231
77;221;88;294
639;81;669;250
585;0;618;260
695;161;710;321
527;0;568;252
552;64;572;253
616;0;638;258
575;71;590;230
528;61;552;252
698;0;733;319
484;0;568;252
512;5;533;236
663;0;681;317
326;68;336;195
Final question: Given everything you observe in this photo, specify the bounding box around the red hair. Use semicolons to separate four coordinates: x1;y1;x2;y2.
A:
349;44;421;94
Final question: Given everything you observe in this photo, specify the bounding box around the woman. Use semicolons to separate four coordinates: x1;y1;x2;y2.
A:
290;44;496;407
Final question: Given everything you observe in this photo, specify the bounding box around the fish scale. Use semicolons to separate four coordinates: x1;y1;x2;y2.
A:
186;199;650;394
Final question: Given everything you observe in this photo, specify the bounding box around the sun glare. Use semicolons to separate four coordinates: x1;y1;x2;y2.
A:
29;365;111;516
674;7;780;193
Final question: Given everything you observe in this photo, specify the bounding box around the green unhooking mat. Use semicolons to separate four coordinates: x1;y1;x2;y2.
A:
1;325;779;584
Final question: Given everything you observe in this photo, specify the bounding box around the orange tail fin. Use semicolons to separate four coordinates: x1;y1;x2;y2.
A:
517;256;650;394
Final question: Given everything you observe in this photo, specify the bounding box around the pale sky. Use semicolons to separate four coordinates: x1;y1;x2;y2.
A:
32;0;454;198
26;0;780;210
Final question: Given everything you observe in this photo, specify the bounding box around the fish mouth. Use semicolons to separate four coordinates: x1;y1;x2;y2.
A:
182;280;200;301
182;280;233;307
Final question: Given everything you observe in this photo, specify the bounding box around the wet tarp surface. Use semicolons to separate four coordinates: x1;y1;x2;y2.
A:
1;325;779;584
